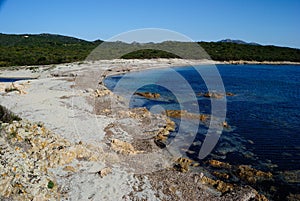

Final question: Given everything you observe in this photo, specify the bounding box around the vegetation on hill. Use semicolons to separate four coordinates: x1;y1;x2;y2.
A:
199;42;300;62
0;33;299;67
0;33;101;67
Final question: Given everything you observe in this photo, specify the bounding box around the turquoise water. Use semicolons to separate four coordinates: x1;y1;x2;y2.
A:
105;64;300;199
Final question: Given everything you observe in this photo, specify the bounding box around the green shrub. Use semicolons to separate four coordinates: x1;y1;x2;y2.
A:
0;105;21;123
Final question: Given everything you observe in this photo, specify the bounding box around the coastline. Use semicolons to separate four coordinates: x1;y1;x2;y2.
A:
0;59;292;200
1;58;300;73
221;60;300;65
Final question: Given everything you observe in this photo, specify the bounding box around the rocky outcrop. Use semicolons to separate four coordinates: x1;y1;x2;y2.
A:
237;165;273;183
200;175;234;193
0;120;68;200
226;92;235;96
1;82;30;95
97;167;112;178
154;117;176;148
174;157;194;172
213;171;230;180
134;92;161;99
198;92;235;98
110;139;142;155
208;160;232;169
222;121;230;128
117;107;151;119
165;110;209;121
93;87;112;97
203;92;224;99
0;120;103;201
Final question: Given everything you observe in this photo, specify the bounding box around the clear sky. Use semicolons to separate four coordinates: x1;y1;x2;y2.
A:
0;0;299;48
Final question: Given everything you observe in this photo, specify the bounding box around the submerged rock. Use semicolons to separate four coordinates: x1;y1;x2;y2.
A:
280;170;300;183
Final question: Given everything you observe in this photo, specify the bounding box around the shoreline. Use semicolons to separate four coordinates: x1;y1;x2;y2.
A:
0;58;300;72
0;59;293;200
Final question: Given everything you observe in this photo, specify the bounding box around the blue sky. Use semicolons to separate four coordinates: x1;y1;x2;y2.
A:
0;0;299;48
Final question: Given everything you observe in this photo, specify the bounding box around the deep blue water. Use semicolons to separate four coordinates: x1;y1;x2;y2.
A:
0;77;32;82
105;64;300;173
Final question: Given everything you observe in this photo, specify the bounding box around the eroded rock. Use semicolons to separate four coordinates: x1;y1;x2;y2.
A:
2;82;30;94
110;139;142;155
226;92;235;96
200;175;234;193
203;92;224;99
174;157;194;172
134;92;160;99
237;165;273;183
94;87;112;97
0;120;104;201
98;167;112;178
165;110;209;121
208;160;232;169
213;171;230;180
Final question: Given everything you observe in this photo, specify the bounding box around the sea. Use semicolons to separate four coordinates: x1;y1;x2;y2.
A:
0;77;33;82
105;64;300;200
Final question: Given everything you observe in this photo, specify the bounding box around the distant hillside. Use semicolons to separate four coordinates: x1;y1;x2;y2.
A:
0;33;300;67
218;39;261;46
198;42;300;62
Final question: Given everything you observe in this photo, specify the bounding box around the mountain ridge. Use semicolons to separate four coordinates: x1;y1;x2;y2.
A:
218;39;261;46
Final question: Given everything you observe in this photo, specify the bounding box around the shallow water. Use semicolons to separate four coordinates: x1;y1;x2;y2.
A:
105;64;300;199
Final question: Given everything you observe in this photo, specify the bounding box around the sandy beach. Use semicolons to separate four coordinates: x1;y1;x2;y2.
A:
0;59;277;200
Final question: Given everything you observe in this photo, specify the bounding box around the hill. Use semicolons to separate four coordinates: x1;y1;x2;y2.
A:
198;42;300;62
218;39;261;46
0;33;300;67
0;33;102;67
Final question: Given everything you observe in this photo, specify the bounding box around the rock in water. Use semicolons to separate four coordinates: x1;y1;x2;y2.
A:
134;92;161;99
